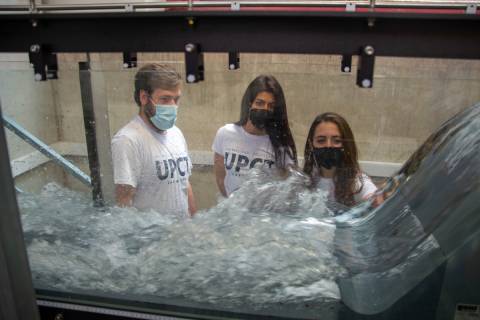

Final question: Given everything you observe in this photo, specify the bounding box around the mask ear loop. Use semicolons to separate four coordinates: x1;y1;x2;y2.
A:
148;95;156;106
144;97;157;119
309;141;320;169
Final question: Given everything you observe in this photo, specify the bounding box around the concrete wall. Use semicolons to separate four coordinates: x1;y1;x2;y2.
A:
7;52;480;163
80;53;480;164
26;52;479;163
0;54;60;160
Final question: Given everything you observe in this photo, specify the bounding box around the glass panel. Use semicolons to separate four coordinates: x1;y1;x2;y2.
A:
1;51;480;319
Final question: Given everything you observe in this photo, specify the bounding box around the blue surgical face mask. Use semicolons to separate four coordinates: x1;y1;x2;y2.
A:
149;101;178;131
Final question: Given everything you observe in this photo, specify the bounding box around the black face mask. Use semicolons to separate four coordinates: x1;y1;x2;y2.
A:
249;109;274;130
312;147;345;170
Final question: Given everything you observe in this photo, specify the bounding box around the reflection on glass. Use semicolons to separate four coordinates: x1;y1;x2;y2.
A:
1;54;480;319
17;102;480;318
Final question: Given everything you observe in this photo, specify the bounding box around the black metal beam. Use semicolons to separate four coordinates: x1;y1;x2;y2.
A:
341;54;352;73
184;43;205;83
356;45;375;88
228;51;240;70
0;103;40;320
78;61;104;206
0;12;479;59
122;52;137;69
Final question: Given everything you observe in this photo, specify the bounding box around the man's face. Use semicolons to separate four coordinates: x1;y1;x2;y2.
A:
140;85;181;117
149;86;182;106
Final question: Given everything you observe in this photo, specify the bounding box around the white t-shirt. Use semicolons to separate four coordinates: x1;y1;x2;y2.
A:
212;123;293;196
317;173;377;205
111;116;192;217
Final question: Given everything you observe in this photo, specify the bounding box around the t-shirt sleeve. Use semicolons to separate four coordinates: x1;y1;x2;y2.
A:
212;126;224;156
354;173;378;203
180;130;193;175
111;135;141;188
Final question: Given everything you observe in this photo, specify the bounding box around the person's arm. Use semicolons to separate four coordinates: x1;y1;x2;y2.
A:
112;135;140;208
115;184;136;207
187;181;197;216
214;152;227;197
368;192;385;208
363;190;385;208
359;174;384;207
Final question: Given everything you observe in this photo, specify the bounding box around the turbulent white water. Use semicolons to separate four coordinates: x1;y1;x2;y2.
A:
19;168;347;312
15;103;480;318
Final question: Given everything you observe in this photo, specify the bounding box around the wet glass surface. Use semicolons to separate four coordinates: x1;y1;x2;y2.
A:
2;54;480;319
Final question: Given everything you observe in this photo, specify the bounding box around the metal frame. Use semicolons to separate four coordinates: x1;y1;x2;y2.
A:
0;6;479;320
2;115;91;187
1;1;480;12
0;104;40;320
0;11;479;58
78;60;115;205
79;61;105;206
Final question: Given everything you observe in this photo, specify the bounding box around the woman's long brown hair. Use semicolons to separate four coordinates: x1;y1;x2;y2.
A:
303;112;363;206
235;75;297;168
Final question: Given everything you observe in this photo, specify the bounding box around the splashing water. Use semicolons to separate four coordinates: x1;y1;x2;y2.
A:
19;168;347;314
17;102;480;317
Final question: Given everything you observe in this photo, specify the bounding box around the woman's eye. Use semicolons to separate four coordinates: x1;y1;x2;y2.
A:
254;100;265;107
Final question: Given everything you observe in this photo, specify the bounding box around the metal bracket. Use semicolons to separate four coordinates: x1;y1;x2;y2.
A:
356;45;375;88
466;4;477;14
346;2;356;12
341;54;352;73
28;44;58;81
46;53;58;79
186;17;196;29
124;3;134;12
28;0;37;13
2;115;91;186
228;52;240;70
231;1;241;11
122;52;137;68
184;43;204;83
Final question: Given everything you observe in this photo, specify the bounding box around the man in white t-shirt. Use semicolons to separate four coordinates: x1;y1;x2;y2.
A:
111;63;196;217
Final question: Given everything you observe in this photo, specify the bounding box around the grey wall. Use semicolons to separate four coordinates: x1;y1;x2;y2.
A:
0;54;60;160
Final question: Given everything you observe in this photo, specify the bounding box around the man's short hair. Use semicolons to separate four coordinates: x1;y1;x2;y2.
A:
134;63;182;106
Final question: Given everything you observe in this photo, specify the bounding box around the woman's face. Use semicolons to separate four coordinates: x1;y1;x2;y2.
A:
312;121;343;148
251;91;275;112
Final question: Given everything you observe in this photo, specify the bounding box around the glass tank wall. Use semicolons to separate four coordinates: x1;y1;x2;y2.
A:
1;51;480;319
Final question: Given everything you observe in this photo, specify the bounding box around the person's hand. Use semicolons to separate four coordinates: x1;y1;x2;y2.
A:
364;191;385;208
367;192;385;208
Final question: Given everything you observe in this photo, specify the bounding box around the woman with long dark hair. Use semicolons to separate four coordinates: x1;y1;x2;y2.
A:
303;112;377;207
212;75;297;197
